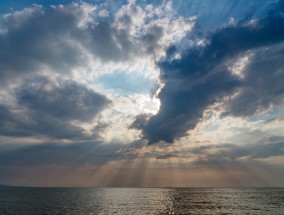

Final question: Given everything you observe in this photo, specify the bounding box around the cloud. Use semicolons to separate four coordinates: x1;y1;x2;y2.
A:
190;140;284;168
0;3;131;83
171;139;284;164
121;135;284;169
0;1;284;187
0;4;87;83
0;1;195;82
265;116;284;125
0;1;195;143
133;0;284;144
0;77;110;140
0;137;145;167
17;77;109;121
223;44;284;117
0;140;127;167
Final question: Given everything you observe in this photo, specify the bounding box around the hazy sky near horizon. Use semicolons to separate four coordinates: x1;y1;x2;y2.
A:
0;0;284;187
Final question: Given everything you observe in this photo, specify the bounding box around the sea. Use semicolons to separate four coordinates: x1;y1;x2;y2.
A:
0;188;283;214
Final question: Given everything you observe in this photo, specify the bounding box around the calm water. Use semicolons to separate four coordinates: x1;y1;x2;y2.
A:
0;188;283;214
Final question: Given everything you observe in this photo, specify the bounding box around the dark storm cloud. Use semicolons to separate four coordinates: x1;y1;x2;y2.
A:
0;77;110;139
133;0;284;144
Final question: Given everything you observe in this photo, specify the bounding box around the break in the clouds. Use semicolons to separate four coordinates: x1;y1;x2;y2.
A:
0;0;194;140
0;0;284;187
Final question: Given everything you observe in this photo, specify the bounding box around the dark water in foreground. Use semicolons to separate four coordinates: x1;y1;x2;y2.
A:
0;188;284;215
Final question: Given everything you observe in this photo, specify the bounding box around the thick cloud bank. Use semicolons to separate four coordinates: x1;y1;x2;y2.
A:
133;0;284;144
0;77;110;139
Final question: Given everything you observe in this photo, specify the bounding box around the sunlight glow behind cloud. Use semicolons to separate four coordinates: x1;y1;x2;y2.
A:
0;0;284;187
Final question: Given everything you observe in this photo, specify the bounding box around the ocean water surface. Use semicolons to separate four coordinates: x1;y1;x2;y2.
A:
0;188;283;214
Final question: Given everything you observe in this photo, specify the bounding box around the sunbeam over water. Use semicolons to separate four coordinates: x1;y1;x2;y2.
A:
1;1;284;213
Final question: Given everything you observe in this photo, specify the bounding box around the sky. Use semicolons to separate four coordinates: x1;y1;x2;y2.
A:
0;0;284;187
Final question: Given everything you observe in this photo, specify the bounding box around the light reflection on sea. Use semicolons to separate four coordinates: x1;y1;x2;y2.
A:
0;188;284;214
